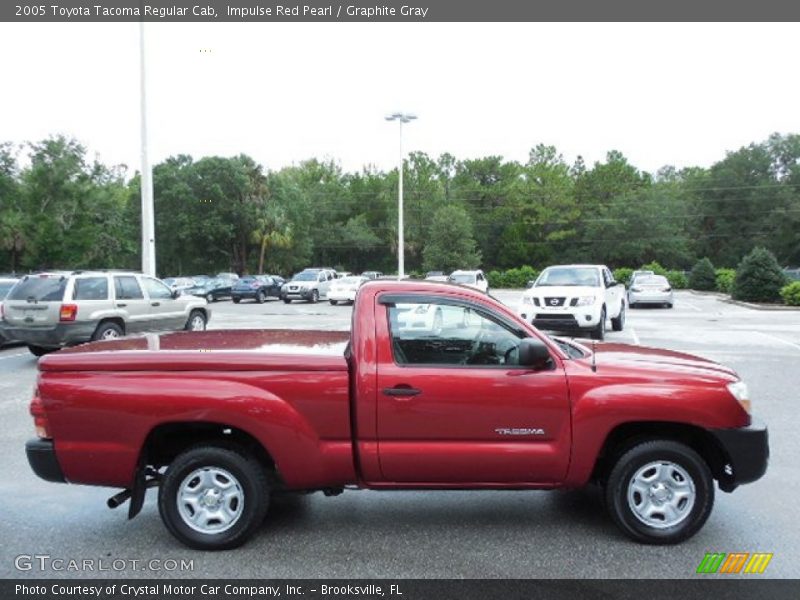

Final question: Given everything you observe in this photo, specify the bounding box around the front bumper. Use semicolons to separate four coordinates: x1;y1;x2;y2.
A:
519;306;602;331
282;288;314;299
710;419;769;492
26;439;66;483
1;321;97;348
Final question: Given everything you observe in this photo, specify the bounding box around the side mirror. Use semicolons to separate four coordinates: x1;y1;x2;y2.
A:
171;290;180;299
525;280;535;289
518;338;553;370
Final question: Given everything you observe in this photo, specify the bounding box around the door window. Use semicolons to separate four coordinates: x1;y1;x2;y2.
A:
72;277;109;300
387;302;523;366
114;276;144;300
141;277;172;300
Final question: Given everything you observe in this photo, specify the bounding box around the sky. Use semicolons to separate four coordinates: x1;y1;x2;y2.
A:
0;22;798;177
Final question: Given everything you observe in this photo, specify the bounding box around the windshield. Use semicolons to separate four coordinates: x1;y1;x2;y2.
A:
293;272;318;281
633;275;669;286
7;276;67;302
536;267;600;288
340;276;363;285
450;273;476;284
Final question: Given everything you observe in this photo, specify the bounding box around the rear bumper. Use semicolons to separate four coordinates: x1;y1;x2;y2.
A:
26;439;66;483
1;321;97;348
328;290;357;302
710;419;769;492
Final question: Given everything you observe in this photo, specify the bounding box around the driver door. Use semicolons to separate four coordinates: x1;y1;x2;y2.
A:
375;297;571;485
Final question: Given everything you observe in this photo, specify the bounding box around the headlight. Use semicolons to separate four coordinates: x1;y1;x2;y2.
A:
574;296;596;306
521;296;534;305
727;381;751;413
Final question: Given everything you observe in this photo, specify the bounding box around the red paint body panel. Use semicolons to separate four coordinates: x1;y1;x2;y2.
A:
32;281;751;493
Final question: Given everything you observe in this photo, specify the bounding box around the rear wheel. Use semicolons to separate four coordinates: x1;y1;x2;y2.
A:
283;297;292;304
158;445;269;550
604;440;714;544
185;310;207;331
256;291;266;304
666;303;673;309
28;345;55;357
232;297;241;304
329;300;338;305
92;321;123;342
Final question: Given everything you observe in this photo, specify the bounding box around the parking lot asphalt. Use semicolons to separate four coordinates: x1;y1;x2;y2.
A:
1;290;798;579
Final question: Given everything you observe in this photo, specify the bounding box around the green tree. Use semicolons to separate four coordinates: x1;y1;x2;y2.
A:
732;247;787;302
422;205;481;273
689;258;717;291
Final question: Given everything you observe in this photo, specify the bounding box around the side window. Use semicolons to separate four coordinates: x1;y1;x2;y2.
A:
387;302;524;367
73;277;109;301
603;269;612;287
114;276;144;300
141;277;172;300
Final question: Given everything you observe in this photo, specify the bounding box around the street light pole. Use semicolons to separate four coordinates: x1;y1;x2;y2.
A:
139;21;156;277
385;112;416;279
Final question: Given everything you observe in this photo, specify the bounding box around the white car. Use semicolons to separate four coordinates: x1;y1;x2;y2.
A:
328;276;367;305
517;264;625;340
448;269;489;293
628;274;674;308
393;302;481;333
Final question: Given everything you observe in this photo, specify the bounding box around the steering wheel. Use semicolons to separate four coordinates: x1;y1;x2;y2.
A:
503;344;519;365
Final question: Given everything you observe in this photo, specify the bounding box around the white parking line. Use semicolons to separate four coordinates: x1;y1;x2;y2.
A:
755;331;800;353
680;301;702;312
630;327;640;345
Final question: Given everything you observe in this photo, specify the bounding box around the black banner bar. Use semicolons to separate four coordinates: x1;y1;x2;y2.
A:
3;0;800;22
3;580;799;600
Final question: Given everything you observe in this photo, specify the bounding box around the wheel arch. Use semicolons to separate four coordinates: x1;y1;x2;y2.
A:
93;317;126;336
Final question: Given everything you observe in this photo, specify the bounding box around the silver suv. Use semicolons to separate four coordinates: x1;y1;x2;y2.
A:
0;271;211;356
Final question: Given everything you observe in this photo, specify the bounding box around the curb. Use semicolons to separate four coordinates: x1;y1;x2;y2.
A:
688;289;800;311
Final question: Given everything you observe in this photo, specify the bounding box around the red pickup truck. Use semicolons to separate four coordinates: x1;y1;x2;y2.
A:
26;280;768;550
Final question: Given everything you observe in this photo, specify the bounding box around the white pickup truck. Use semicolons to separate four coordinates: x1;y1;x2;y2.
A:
517;264;626;340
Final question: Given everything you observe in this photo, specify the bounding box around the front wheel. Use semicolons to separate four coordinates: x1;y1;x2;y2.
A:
329;300;338;305
611;303;625;332
185;310;207;331
591;308;606;340
310;290;319;304
256;291;266;304
28;345;55;357
604;440;714;544
158;446;269;550
232;297;241;304
92;321;124;341
282;297;292;304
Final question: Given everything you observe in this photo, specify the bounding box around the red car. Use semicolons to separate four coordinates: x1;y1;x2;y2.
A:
26;280;768;550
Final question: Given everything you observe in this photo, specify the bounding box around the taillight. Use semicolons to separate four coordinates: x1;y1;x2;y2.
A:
30;392;51;439
59;304;78;322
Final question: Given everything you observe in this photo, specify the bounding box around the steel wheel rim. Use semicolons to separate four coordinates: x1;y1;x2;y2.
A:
627;460;696;529
101;329;120;340
177;467;244;534
190;315;205;330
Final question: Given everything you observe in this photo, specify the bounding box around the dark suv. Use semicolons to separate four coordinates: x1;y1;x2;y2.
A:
231;275;284;304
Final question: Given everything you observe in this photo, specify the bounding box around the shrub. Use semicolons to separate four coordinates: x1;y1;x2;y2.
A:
639;261;668;276
487;270;506;288
486;266;539;289
732;247;787;302
715;269;736;294
780;281;800;306
666;270;688;289
688;258;717;291
613;267;634;286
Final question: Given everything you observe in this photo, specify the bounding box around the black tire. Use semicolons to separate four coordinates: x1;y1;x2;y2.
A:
310;290;319;304
256;291;266;304
604;440;714;545
283;297;292;304
591;308;606;340
28;345;55;357
232;297;241;304
158;445;269;551
611;303;625;332
185;309;207;331
666;303;673;309
92;321;124;342
329;300;338;305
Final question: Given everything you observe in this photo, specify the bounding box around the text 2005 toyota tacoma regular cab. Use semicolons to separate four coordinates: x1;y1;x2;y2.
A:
26;280;768;550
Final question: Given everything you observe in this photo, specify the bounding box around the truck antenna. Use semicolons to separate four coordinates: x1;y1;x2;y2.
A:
591;340;597;373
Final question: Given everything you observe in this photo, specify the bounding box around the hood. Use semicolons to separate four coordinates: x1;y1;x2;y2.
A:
580;341;738;382
526;285;600;298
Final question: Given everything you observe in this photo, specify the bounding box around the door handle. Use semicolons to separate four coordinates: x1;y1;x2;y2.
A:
382;386;421;397
151;302;160;307
116;303;127;307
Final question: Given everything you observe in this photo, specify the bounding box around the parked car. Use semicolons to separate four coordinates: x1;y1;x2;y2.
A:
0;276;20;345
26;279;768;549
185;278;232;303
231;275;284;304
517;264;625;340
0;271;210;356
163;277;197;294
328;275;367;305
281;269;332;303
630;270;655;283
361;271;383;280
425;271;449;282
628;274;674;308
449;269;489;293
